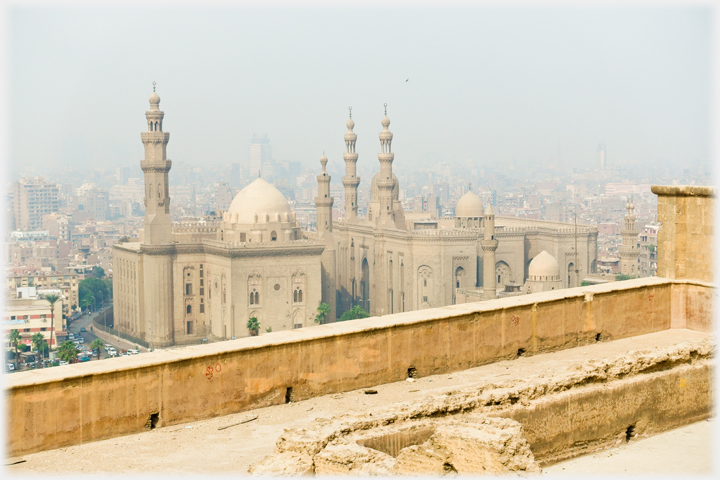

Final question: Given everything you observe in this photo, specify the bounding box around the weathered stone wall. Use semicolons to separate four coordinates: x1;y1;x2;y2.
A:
5;277;712;457
653;185;715;283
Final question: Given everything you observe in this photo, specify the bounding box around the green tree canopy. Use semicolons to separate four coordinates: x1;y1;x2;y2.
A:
93;266;105;278
9;329;21;368
57;341;79;363
79;277;108;308
338;305;370;322
44;293;61;354
247;317;260;336
314;302;331;324
615;274;635;281
90;339;104;356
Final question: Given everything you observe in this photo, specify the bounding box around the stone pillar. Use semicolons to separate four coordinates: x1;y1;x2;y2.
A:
652;185;715;282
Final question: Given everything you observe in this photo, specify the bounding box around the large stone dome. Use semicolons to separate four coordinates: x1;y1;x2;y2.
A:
227;178;293;224
528;251;560;279
455;190;484;218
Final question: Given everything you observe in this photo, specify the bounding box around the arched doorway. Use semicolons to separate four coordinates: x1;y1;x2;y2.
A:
495;261;511;288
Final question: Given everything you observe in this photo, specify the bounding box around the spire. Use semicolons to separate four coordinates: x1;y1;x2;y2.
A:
153;81;156;92
342;106;360;221
320;152;328;171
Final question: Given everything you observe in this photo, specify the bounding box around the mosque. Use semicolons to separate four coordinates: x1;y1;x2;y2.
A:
112;88;598;347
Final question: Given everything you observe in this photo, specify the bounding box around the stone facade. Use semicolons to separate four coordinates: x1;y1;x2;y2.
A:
653;185;715;283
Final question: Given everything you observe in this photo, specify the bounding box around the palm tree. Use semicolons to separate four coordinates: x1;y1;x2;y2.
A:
57;341;79;363
44;294;61;357
90;339;104;358
31;333;46;367
314;302;331;324
247;317;260;336
8;329;21;370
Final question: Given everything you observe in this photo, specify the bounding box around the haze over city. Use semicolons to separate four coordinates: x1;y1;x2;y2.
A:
6;6;712;178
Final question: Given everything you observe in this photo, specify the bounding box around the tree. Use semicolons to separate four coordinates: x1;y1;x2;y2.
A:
93;266;105;279
79;277;108;311
8;329;21;370
90;339;104;358
44;294;61;355
338;305;370;322
31;333;46;367
580;281;591;286
265;326;272;333
314;302;331;324
615;274;635;281
247;317;260;336
57;341;79;363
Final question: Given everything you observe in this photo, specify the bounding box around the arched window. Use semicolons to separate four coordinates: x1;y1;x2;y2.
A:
186;305;192;315
250;290;255;305
254;291;260;305
271;231;277;241
293;289;298;303
298;289;303;302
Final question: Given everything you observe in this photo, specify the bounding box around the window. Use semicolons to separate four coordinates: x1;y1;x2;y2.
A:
200;288;204;296
200;279;204;286
199;265;203;278
185;284;192;296
271;231;277;241
293;288;303;303
200;303;204;313
186;305;192;315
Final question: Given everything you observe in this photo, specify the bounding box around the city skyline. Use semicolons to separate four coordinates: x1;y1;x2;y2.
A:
6;6;712;180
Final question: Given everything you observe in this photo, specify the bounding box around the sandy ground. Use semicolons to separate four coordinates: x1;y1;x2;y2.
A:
5;328;713;475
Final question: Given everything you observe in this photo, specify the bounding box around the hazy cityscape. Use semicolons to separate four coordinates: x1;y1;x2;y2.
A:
3;4;715;476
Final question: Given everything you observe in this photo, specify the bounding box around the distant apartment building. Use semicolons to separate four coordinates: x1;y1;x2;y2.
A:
638;224;659;277
412;194;442;218
75;183;109;221
249;134;272;178
43;212;71;240
597;222;620;235
6;273;79;314
3;297;65;348
604;182;652;196
13;177;60;231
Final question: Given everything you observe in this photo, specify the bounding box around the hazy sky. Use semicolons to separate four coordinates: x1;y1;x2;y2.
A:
6;6;713;179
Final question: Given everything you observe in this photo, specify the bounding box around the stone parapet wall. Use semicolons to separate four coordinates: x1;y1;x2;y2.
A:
652;185;715;282
5;277;712;457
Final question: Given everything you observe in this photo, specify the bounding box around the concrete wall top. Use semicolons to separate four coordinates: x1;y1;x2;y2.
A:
6;276;710;390
651;185;716;197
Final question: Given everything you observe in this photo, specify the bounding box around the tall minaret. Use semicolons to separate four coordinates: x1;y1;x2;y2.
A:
620;196;639;277
141;82;172;245
315;154;337;322
342;107;360;221
376;103;396;228
315;154;333;235
482;202;499;300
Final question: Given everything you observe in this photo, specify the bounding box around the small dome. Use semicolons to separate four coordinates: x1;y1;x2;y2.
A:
381;115;390;128
455;190;483;218
528;251;560;278
149;91;160;105
227;178;293;224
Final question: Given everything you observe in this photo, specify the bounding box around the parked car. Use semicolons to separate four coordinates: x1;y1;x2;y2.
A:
6;363;15;372
104;344;112;351
80;327;86;332
77;337;85;344
58;361;69;366
80;356;90;362
25;361;37;369
128;349;140;355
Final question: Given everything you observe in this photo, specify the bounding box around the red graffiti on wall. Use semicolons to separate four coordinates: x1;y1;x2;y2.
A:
648;294;654;301
510;315;520;327
205;363;222;380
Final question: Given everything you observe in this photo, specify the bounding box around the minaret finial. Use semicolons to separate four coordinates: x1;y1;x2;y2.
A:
153;81;156;92
468;182;472;192
384;103;387;115
258;170;261;178
349;106;352;118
